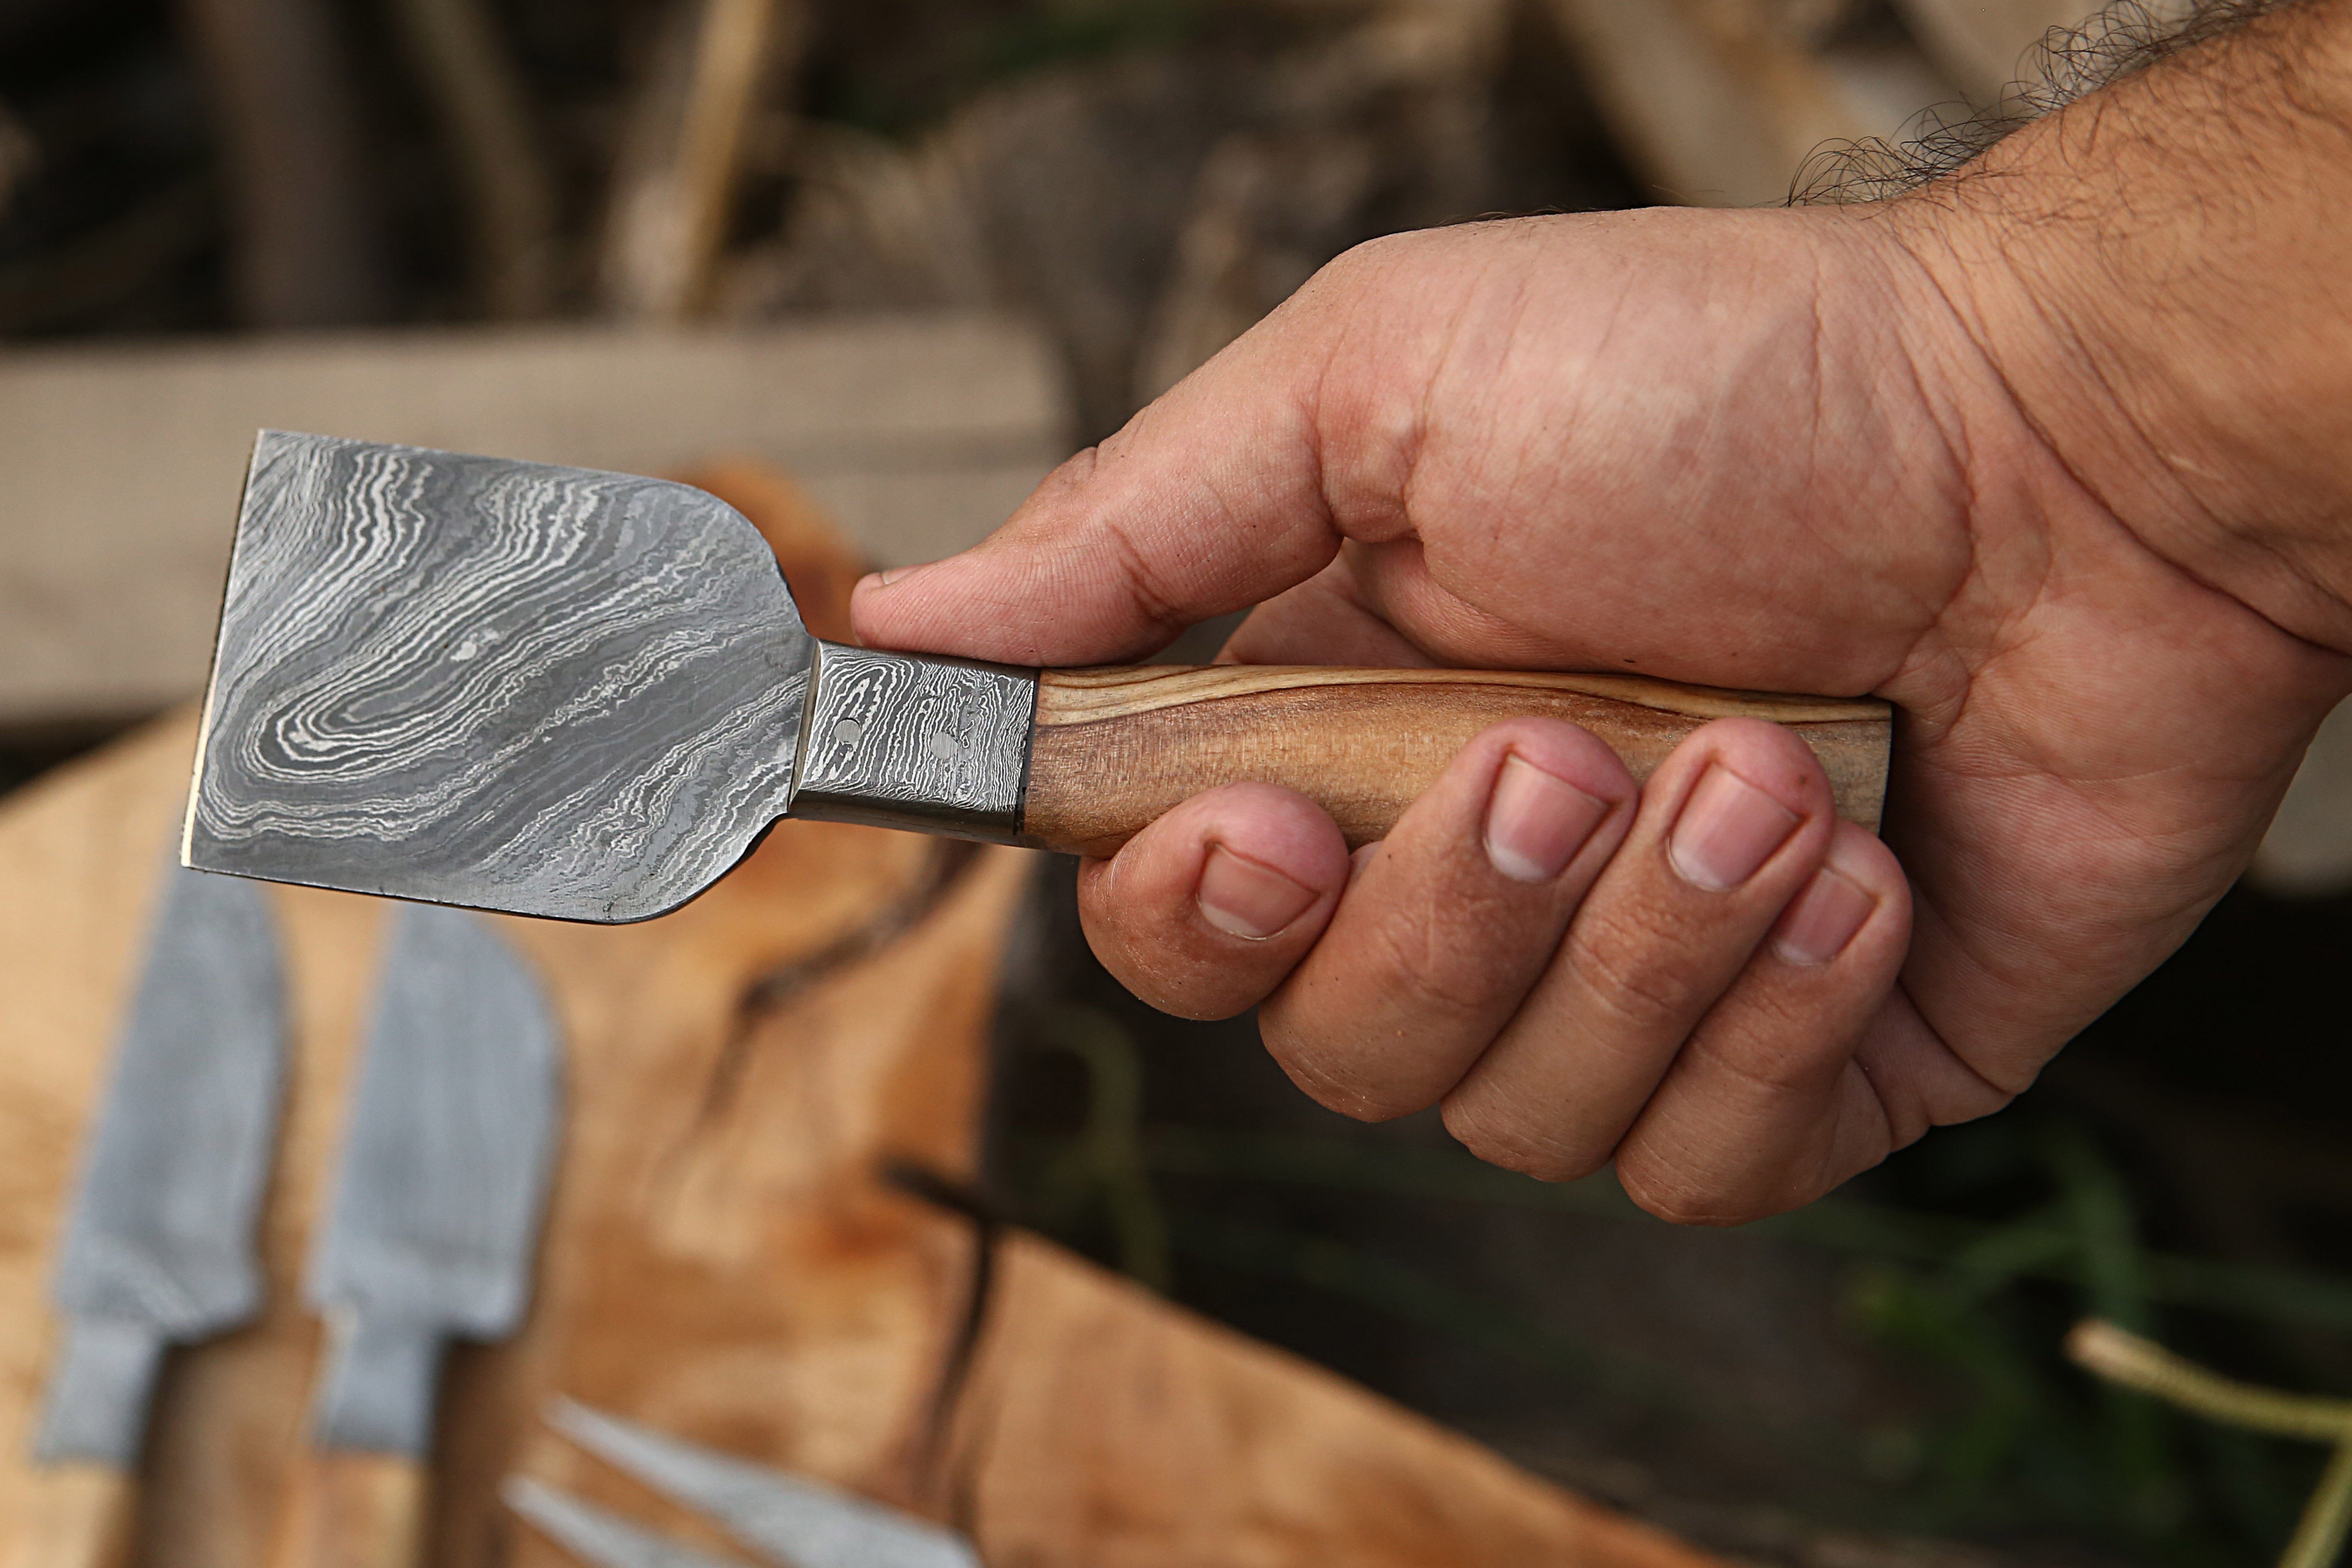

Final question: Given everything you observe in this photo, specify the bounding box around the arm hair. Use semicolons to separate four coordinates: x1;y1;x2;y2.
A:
1791;0;2304;202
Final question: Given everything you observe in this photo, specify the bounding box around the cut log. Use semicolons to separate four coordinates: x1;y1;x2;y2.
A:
0;316;1066;729
0;466;1727;1567
1545;0;1958;206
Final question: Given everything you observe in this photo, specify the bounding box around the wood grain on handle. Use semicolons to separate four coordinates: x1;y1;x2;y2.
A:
267;1453;426;1568
9;1463;135;1568
1022;666;1891;860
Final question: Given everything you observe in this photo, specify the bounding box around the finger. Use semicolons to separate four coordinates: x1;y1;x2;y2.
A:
1219;548;1439;667
1439;717;1838;1182
1076;782;1351;1020
1849;987;2016;1149
848;306;1347;667
1258;719;1637;1120
848;232;1467;668
1611;820;1912;1225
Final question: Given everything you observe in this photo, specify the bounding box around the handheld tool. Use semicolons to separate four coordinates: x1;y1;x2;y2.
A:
516;1399;979;1568
19;862;285;1568
503;1478;748;1568
184;432;1890;922
273;905;560;1568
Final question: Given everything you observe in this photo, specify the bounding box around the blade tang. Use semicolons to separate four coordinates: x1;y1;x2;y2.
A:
308;1312;446;1455
13;1460;137;1568
271;1449;427;1568
30;1317;168;1466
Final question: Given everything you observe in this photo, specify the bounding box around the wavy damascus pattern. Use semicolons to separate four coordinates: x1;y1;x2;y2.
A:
188;432;808;922
309;905;559;1452
790;642;1034;839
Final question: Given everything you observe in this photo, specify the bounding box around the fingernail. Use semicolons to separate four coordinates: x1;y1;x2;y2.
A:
1484;754;1611;883
1773;864;1877;965
1668;766;1800;891
1197;844;1318;940
865;562;931;590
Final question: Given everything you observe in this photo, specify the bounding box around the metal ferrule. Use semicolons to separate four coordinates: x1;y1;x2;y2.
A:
786;641;1038;842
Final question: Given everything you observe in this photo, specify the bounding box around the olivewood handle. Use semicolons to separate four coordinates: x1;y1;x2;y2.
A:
267;1452;427;1568
1019;666;1892;861
8;1463;135;1568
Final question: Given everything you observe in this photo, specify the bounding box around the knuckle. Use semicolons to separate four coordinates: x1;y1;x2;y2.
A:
1687;1023;1836;1102
1363;911;1504;1024
1263;1031;1419;1122
1441;1099;1605;1185
1617;1164;1759;1228
1563;908;1712;1037
1098;516;1192;637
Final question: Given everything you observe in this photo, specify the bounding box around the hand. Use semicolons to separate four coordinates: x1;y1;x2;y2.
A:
851;36;2352;1221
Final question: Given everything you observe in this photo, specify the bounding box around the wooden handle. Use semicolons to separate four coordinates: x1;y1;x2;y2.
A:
8;1463;135;1568
267;1452;427;1568
1020;666;1891;860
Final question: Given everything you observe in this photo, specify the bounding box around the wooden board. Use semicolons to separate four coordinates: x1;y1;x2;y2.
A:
1892;0;2142;104
0;465;1724;1567
0;313;1066;727
1545;0;1958;206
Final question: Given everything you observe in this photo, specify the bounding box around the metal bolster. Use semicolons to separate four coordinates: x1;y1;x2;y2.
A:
786;641;1039;842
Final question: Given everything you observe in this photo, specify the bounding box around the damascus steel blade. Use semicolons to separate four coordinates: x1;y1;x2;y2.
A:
187;431;812;923
504;1478;752;1568
37;862;285;1465
306;905;560;1454
550;1400;981;1568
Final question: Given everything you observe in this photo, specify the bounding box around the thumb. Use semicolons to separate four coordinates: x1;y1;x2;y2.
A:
849;317;1350;667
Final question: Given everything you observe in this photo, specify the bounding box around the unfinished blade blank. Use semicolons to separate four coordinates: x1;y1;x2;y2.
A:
504;1477;752;1568
307;904;561;1453
549;1400;981;1568
37;863;285;1464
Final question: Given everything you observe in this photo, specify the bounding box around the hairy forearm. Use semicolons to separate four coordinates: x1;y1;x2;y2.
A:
1893;0;2352;652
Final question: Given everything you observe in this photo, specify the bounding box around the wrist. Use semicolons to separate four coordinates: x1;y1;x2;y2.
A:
1889;0;2352;650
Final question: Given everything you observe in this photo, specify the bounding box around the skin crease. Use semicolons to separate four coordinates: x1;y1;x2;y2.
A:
851;4;2352;1224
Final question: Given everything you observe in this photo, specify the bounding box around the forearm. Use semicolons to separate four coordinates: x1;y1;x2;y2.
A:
1893;0;2352;652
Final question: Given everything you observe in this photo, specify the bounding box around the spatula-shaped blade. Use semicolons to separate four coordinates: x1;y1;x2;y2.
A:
306;905;560;1453
37;862;285;1464
187;430;811;923
549;1400;981;1568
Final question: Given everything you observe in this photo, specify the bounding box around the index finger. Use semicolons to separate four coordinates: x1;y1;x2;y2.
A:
848;362;1335;666
847;238;1454;666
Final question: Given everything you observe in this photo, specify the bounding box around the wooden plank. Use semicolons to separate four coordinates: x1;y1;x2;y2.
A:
934;1235;1725;1568
1892;0;2171;105
0;314;1068;726
1546;0;1958;206
0;466;1726;1567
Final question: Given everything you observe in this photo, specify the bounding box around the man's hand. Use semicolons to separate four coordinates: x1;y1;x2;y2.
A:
850;10;2352;1223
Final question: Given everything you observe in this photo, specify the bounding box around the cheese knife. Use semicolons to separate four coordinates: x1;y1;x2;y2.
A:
503;1477;749;1568
184;431;1890;923
271;905;560;1568
541;1399;980;1568
17;862;285;1568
